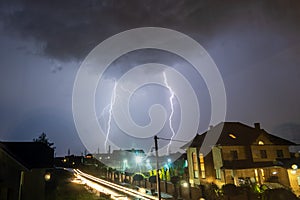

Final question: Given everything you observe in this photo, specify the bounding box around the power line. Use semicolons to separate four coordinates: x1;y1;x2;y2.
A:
157;137;190;143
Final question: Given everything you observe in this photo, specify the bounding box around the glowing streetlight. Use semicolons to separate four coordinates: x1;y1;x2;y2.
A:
44;172;51;181
182;181;188;188
135;156;142;164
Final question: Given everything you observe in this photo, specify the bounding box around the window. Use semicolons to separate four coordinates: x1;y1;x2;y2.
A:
230;150;238;160
297;176;300;186
229;134;236;139
258;140;264;145
199;153;206;178
260;169;265;181
276;150;284;158
192;152;199;178
216;168;221;179
260;150;267;158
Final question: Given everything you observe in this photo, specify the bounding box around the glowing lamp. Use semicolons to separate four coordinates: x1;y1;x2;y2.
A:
44;172;51;181
292;164;298;170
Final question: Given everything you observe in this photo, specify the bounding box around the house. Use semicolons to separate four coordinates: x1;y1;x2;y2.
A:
185;122;297;191
0;142;54;200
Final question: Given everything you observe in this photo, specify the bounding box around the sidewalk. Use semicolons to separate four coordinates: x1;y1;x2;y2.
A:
144;189;173;199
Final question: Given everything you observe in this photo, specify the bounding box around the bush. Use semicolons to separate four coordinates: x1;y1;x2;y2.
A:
200;183;220;200
263;188;299;200
222;184;239;196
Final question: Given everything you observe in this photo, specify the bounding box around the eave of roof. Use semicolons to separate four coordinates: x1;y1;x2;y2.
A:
181;122;295;149
0;141;54;169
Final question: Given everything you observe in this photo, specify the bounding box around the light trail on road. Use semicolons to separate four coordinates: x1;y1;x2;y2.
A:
72;174;127;200
73;169;158;200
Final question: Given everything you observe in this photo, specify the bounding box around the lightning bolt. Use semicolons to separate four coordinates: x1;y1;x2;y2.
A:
163;72;176;154
104;80;117;152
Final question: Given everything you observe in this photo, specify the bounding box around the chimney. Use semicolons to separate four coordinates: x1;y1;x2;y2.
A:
254;123;261;130
209;125;214;130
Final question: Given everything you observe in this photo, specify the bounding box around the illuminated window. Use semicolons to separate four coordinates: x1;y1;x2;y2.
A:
260;169;265;181
229;134;236;139
216;168;221;179
192;152;199;178
260;150;267;158
258;140;264;145
292;164;298;170
199;153;206;178
254;169;259;182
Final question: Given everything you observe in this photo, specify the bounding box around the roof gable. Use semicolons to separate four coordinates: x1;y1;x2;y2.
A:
254;133;273;145
184;122;295;148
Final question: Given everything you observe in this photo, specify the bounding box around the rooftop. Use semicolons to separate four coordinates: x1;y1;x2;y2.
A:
184;122;295;148
0;141;54;169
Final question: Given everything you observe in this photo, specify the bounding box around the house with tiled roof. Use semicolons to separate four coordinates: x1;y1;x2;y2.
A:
0;142;54;200
184;122;299;193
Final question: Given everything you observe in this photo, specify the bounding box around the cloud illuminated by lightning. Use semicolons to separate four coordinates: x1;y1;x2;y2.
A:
104;80;117;152
163;72;176;154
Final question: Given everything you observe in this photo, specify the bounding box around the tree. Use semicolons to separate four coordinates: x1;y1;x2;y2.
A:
33;132;55;148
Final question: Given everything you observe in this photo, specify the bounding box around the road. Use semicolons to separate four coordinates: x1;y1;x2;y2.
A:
73;169;158;200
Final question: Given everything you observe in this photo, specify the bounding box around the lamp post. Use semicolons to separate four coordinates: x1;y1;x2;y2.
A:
154;135;161;200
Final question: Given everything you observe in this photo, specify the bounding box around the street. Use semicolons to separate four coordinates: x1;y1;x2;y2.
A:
73;169;159;200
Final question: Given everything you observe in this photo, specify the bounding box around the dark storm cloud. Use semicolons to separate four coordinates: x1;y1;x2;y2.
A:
273;123;300;141
1;0;300;155
0;0;188;61
1;0;300;61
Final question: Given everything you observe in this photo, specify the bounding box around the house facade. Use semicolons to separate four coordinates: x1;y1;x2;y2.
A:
186;122;298;192
0;142;54;200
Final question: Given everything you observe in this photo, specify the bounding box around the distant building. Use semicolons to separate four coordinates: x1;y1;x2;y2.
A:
185;122;299;192
54;155;84;168
111;149;146;171
0;142;54;200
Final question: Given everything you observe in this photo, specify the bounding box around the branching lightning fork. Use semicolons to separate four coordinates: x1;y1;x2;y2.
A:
104;80;117;152
163;72;176;154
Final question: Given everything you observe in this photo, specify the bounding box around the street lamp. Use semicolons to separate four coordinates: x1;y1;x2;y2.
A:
154;136;161;200
135;156;142;164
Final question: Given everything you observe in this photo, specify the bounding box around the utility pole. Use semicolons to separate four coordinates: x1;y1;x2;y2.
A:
154;135;161;200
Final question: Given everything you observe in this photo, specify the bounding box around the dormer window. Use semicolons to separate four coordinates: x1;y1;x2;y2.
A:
229;134;236;139
258;140;264;145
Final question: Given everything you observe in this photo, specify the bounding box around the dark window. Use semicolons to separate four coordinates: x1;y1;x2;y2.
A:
260;150;267;158
276;150;284;158
230;150;238;160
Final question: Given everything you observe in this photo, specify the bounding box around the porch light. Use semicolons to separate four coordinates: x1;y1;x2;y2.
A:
44;172;51;181
292;164;298;170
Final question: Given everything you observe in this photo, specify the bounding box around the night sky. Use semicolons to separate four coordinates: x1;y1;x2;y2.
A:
0;0;300;156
